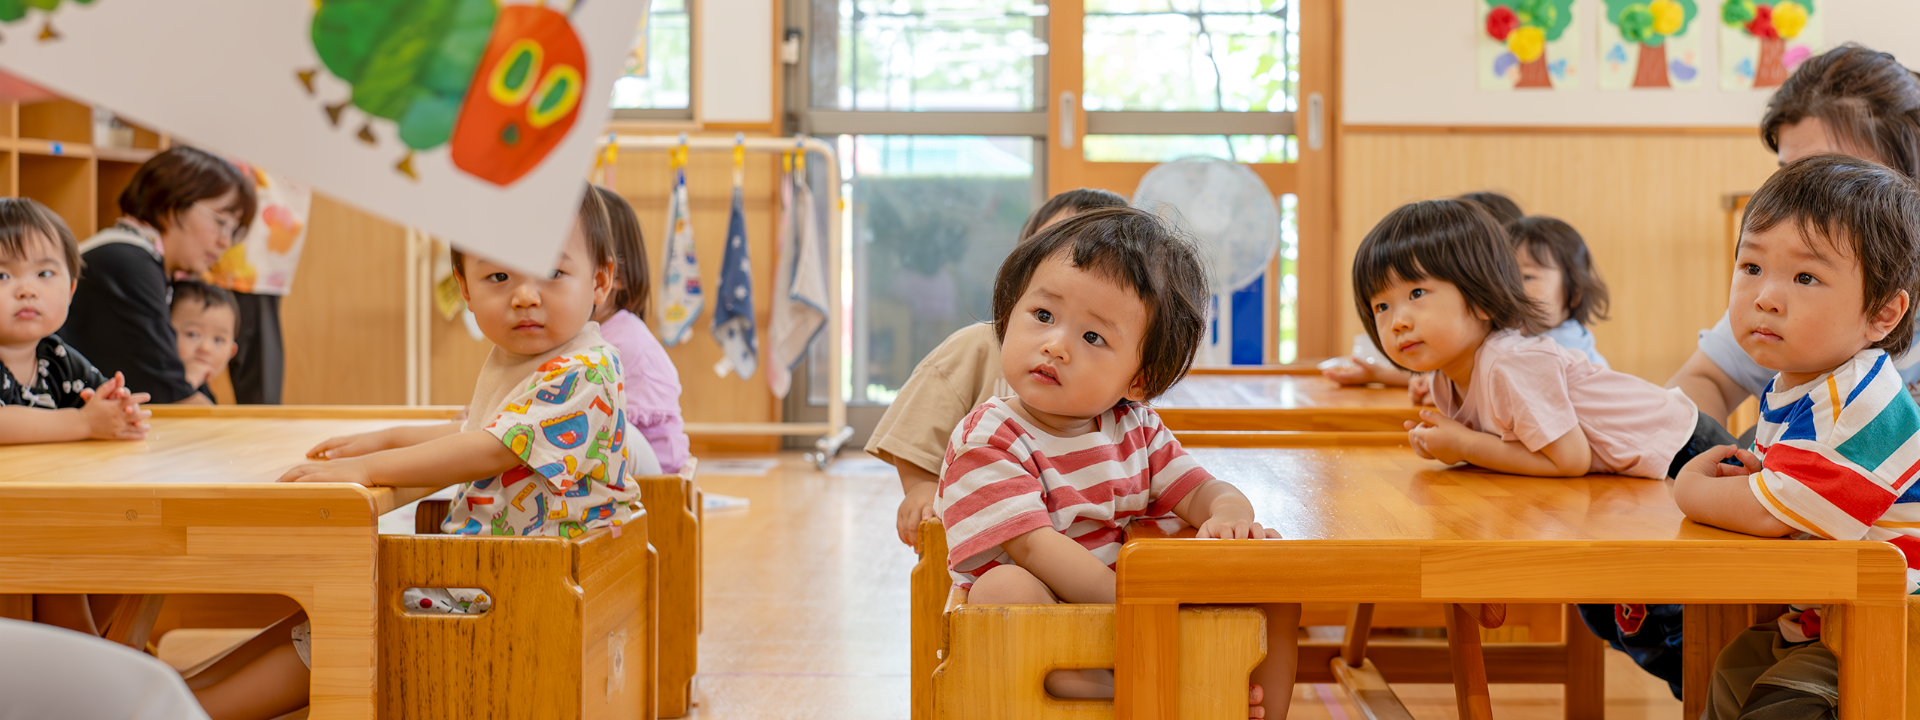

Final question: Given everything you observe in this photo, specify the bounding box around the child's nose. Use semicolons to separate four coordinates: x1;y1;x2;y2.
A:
511;284;541;307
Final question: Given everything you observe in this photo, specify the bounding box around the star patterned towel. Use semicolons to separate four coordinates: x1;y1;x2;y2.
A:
712;184;758;378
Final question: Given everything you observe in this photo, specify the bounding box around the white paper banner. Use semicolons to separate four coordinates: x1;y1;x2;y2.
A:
0;0;650;273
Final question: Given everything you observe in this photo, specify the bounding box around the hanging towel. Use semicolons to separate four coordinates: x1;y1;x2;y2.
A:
712;182;758;379
658;149;702;346
768;154;828;398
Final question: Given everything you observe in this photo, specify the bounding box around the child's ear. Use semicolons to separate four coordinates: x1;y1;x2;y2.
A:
455;270;471;303
1868;289;1911;342
1124;371;1150;403
592;261;615;307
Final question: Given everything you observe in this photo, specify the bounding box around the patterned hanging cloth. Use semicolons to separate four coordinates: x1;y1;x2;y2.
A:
768;147;828;398
657;139;702;346
711;137;758;378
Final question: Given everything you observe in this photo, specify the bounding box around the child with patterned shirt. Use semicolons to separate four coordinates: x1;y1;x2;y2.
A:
935;207;1296;720
1674;155;1920;720
178;190;637;720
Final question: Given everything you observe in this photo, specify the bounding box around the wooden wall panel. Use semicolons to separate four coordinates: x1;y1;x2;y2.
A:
1335;131;1779;382
280;194;408;404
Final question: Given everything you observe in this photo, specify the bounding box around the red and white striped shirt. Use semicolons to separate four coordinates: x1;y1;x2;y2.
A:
934;397;1212;589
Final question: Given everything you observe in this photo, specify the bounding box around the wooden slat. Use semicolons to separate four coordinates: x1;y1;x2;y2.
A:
637;471;701;718
1329;657;1417;720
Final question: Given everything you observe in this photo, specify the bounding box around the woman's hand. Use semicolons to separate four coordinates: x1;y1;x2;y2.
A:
305;429;393;460
277;457;374;486
78;373;151;441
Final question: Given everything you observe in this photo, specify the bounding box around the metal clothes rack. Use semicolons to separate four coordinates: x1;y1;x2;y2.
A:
614;134;851;468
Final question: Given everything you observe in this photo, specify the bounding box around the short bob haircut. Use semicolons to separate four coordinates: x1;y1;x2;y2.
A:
0;197;79;277
119;147;257;238
991;206;1209;401
1762;43;1920;181
1352;199;1547;369
591;185;652;318
1741;154;1920;357
170;279;239;317
451;184;618;289
1019;187;1130;242
1508;216;1611;327
1456;191;1524;227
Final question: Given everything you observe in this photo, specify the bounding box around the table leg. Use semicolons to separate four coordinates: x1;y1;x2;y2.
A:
1837;601;1904;720
1115;602;1180;720
1563;604;1604;720
304;581;378;719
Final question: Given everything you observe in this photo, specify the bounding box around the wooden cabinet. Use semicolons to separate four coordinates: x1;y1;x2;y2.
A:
3;98;167;238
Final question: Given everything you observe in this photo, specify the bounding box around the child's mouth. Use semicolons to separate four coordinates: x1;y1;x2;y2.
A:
13;308;38;321
1029;364;1059;385
1397;340;1423;353
514;321;544;332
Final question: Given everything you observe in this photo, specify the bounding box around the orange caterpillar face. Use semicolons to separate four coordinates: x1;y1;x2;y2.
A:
450;4;586;186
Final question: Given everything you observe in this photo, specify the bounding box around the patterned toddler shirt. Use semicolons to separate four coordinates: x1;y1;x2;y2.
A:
0;336;109;409
442;322;639;538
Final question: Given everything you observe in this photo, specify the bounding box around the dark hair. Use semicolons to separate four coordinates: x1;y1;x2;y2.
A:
451;184;617;289
992;206;1208;400
1352;199;1547;367
0;197;79;277
119;147;257;237
1508;216;1611;327
1456;191;1525;227
1762;44;1920;180
170;279;239;317
1741;154;1920;356
1019;188;1130;242
591;186;652;318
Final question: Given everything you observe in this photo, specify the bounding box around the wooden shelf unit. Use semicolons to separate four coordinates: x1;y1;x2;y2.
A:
2;98;168;238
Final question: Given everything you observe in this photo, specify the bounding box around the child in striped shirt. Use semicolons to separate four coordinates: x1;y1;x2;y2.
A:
1674;155;1920;720
933;207;1294;720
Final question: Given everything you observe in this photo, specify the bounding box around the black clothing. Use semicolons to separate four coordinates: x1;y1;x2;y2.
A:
0;336;109;409
58;235;197;404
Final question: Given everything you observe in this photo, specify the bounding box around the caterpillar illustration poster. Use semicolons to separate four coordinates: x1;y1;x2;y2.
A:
0;0;650;273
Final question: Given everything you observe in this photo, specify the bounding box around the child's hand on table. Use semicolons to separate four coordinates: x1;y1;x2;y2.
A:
78;372;151;440
305;429;394;460
1678;444;1761;479
1195;515;1281;539
1406;409;1475;465
277;458;374;486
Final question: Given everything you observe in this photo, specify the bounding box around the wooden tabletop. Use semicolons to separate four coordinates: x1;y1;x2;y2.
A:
1154;374;1413;409
0;414;454;514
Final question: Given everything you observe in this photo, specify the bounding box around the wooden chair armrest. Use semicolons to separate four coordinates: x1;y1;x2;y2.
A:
414;499;451;535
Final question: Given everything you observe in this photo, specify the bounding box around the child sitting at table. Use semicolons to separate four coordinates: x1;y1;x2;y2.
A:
584;184;688;473
1509;216;1610;367
1352;198;1730;479
1324;190;1525;403
170;280;240;403
936;207;1296;719
1673;155;1920;720
0;196;150;443
178;187;639;720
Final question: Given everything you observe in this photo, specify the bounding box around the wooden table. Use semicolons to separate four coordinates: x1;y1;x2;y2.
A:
0;407;457;720
1152;374;1422;432
1113;447;1908;720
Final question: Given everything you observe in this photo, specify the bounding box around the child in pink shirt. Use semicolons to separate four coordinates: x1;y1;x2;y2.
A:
587;185;690;473
1352;198;1729;479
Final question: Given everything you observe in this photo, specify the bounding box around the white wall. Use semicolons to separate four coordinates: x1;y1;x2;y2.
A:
1345;0;1920;126
698;0;773;124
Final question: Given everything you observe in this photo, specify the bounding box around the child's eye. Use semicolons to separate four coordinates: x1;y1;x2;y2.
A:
36;270;54;279
1521;273;1536;282
551;270;566;279
1083;331;1105;347
0;272;9;281
1034;309;1053;323
1409;288;1427;300
1372;302;1389;314
1740;263;1760;276
1795;273;1818;286
486;272;509;283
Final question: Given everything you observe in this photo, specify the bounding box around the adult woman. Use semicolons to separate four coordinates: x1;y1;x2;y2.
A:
59;147;256;405
1667;43;1920;421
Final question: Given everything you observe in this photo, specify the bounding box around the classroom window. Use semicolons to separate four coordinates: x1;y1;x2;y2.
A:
1082;0;1298;113
1277;192;1298;363
817;0;1046;112
611;0;692;112
1081;134;1296;163
840;135;1035;404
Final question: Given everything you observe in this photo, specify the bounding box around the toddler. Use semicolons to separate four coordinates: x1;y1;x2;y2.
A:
1509;216;1610;367
871;188;1129;549
1674;155;1920;720
170;280;240;403
184;191;640;720
1324;190;1525;402
936;207;1296;719
1353;198;1728;479
585;184;687;474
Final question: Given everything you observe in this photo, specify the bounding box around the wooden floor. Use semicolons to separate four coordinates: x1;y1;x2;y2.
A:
683;452;1686;720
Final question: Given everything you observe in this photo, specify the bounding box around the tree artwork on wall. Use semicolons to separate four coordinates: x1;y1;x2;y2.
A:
1720;0;1819;90
1600;0;1702;90
1479;0;1578;91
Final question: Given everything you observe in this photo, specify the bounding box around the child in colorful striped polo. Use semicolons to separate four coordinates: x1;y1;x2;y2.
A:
1673;155;1920;720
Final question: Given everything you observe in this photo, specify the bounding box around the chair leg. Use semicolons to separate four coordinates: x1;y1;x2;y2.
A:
100;594;167;651
1342;603;1375;666
1445;603;1494;720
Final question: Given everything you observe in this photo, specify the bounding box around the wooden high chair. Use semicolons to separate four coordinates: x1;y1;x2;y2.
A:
635;460;703;718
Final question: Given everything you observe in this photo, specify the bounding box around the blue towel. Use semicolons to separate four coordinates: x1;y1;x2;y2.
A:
712;185;757;378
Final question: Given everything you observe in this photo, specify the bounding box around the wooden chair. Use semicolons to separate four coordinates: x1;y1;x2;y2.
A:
383;499;655;720
912;519;1268;720
635;460;702;718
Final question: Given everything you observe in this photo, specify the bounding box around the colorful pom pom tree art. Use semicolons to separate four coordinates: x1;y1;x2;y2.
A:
1601;0;1699;88
302;0;589;186
1481;0;1577;90
1720;0;1817;89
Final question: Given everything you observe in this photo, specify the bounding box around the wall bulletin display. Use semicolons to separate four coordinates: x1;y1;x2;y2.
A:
1720;0;1820;90
1480;0;1580;90
1600;0;1704;89
0;0;652;274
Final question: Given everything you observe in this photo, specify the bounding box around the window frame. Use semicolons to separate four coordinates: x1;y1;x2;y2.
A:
611;0;698;121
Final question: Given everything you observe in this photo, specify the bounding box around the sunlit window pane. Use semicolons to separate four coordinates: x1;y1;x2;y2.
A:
611;0;692;110
817;1;1045;111
1083;0;1298;112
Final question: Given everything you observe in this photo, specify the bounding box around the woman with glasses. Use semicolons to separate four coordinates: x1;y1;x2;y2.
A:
60;146;257;405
